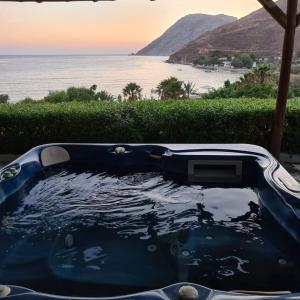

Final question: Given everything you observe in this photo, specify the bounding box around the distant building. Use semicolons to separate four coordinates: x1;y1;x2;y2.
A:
252;62;257;68
222;61;232;68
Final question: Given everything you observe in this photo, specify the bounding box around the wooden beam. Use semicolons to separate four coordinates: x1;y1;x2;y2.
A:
297;13;300;26
257;0;287;28
271;0;298;159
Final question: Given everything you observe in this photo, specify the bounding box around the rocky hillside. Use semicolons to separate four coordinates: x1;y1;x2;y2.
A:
168;0;300;64
136;14;236;56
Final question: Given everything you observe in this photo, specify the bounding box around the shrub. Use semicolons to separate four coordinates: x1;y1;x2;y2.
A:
289;85;300;98
203;65;277;99
66;86;95;102
96;90;115;101
0;99;300;154
18;97;35;104
44;91;68;103
42;85;112;103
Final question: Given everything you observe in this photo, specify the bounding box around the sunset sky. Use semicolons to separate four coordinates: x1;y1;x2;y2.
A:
0;0;263;55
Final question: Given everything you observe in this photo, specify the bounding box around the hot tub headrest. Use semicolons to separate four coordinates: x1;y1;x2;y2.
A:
40;146;70;167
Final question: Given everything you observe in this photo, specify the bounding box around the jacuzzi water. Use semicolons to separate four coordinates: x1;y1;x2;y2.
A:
1;165;300;297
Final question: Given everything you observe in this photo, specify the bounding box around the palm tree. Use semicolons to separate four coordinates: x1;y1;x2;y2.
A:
123;83;143;101
156;77;185;100
239;64;274;86
183;81;197;99
239;72;256;85
253;64;273;85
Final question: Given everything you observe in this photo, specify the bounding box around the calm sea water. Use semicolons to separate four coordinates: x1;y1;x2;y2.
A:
0;55;242;102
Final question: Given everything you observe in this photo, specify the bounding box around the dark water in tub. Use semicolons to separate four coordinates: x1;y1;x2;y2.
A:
1;166;300;296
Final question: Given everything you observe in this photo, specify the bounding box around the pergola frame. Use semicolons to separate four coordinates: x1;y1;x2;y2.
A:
0;0;299;159
259;0;300;159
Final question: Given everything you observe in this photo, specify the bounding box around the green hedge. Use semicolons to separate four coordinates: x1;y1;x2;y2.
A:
0;99;300;154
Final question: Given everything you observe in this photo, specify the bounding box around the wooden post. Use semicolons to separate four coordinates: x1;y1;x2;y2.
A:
270;0;298;159
257;0;287;28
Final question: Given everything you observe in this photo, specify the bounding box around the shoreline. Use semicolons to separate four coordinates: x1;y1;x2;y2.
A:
166;60;249;74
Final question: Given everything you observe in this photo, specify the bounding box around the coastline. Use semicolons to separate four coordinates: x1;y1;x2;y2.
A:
165;59;248;74
2;55;242;102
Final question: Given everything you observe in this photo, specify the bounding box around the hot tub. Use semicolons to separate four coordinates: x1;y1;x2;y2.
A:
0;144;300;300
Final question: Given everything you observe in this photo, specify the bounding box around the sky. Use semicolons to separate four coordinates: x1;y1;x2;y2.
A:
0;0;262;55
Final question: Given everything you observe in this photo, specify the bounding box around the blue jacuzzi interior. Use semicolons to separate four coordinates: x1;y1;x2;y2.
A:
1;144;300;298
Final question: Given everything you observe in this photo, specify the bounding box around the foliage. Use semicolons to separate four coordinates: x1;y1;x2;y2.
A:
65;86;96;102
123;83;143;101
193;51;227;66
96;90;115;101
250;64;275;85
203;64;277;99
1;99;300;154
38;79;195;103
231;57;244;69
193;51;255;69
183;81;197;99
289;82;300;98
156;77;185;100
43;85;115;103
43;90;70;103
18;97;35;104
232;54;254;69
0;94;9;104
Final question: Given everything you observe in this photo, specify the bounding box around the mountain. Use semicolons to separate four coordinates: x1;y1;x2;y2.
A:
136;14;236;56
168;0;300;64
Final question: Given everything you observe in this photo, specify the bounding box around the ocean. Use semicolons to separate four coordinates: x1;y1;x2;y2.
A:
0;55;242;102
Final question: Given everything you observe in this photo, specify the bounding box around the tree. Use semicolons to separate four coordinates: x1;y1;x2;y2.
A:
239;72;256;85
237;64;275;86
156;77;185;100
66;87;95;102
0;94;9;104
44;86;97;102
43;91;68;103
239;53;254;69
123;83;142;101
183;81;197;99
231;57;244;69
250;53;256;61
96;90;114;101
193;51;228;66
224;80;231;88
253;64;273;85
203;64;277;99
89;84;97;92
